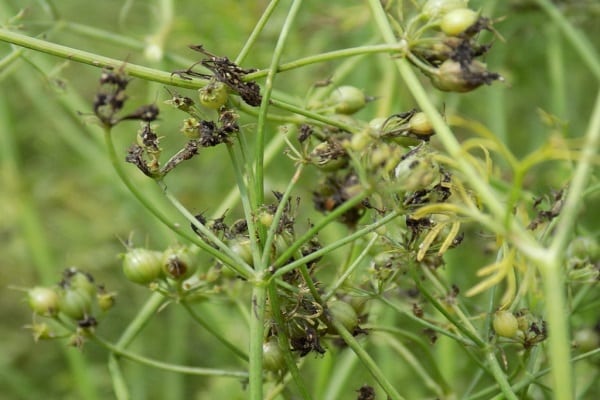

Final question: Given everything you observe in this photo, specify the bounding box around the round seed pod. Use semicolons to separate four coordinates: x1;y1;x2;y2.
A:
493;310;519;338
440;8;479;36
330;86;367;115
59;287;93;320
407;112;434;137
162;246;197;281
28;287;60;317
198;80;228;109
262;337;286;372
328;300;359;334
122;248;163;285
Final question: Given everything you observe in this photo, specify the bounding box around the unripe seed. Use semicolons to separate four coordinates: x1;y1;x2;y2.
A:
162;246;197;280
573;328;600;353
122;248;163;285
493;310;519;338
431;59;489;93
59;288;93;320
330;86;366;115
28;287;60;316
97;292;116;312
328;301;359;334
440;8;479;36
228;237;254;266
407;112;434;137
198;80;228;109
262;337;286;372
69;271;97;299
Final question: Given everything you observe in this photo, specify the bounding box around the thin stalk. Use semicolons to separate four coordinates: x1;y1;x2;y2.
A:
408;264;485;347
376;295;474;346
261;164;304;267
0;28;201;88
255;0;303;207
266;281;312;399
182;303;249;362
269;98;359;133
226;144;263;270
323;234;379;301
332;319;405;400
235;0;281;64
160;181;254;278
467;348;600;400
272;210;401;279
378;332;445;398
245;43;406;80
108;292;165;400
248;283;268;400
533;0;600;81
271;190;372;271
484;351;519;400
548;89;600;257
94;335;249;378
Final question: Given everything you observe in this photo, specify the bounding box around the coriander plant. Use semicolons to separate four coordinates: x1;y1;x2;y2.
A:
1;1;599;399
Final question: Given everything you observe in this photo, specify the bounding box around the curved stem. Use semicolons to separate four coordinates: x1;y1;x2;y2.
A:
0;28;202;88
94;335;249;378
332;318;405;400
254;0;303;208
182;302;249;362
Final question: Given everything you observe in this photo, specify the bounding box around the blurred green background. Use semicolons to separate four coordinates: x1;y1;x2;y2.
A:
1;0;598;399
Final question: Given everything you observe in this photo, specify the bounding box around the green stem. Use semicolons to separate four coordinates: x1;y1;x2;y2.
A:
249;283;268;400
266;281;312;399
235;0;281;64
160;181;254;278
245;43;406;80
261;164;304;267
537;89;600;400
0;28;202;88
533;0;600;81
484;350;519;400
269;99;359;133
271;190;372;271
182;303;249;362
94;335;249;378
548;89;600;257
255;0;303;207
272;209;400;279
408;264;484;347
108;292;165;400
323;234;378;301
226;144;263;270
332;319;405;400
378;333;444;398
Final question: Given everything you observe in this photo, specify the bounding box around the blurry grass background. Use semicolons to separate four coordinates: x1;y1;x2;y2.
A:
1;0;599;399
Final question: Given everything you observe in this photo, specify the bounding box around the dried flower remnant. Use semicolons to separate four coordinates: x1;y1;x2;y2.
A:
174;45;262;106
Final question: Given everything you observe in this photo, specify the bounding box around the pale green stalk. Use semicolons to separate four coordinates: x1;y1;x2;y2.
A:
254;0;303;208
332;319;405;400
323;234;379;301
0;28;201;88
95;335;248;378
235;0;281;64
534;0;600;81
